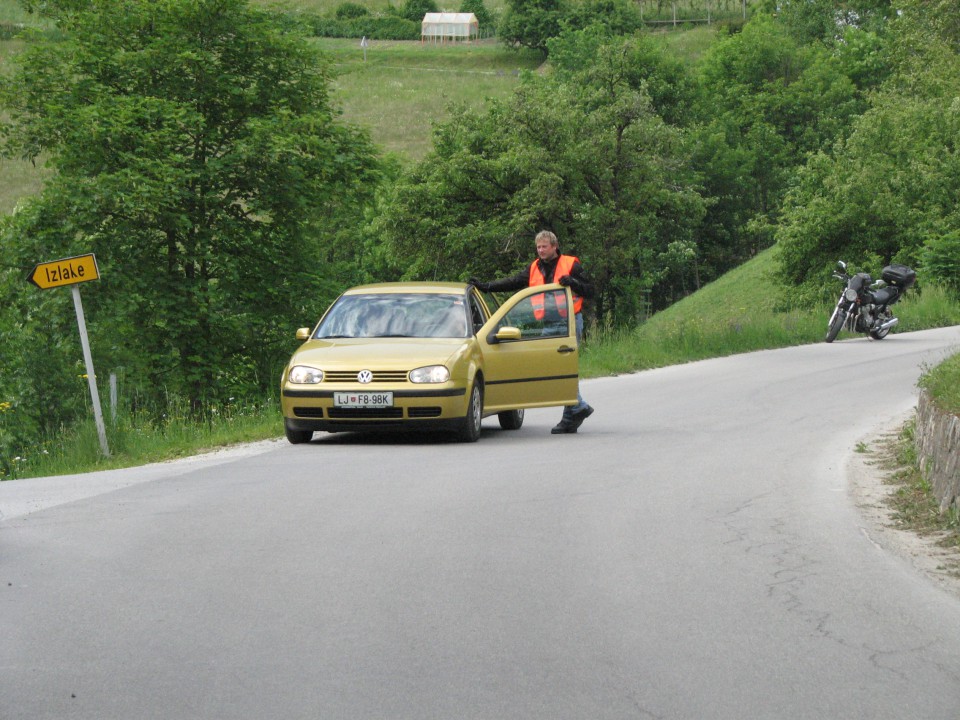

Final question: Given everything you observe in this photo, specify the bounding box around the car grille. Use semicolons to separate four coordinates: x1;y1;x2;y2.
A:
408;407;442;418
323;370;409;383
293;407;324;418
296;407;442;420
328;407;404;419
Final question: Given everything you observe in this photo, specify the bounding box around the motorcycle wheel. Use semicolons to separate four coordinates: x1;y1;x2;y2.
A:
869;326;890;340
825;308;846;343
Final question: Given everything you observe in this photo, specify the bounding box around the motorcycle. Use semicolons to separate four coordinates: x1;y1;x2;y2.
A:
825;261;916;343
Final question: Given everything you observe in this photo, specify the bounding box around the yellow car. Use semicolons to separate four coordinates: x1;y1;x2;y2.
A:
280;281;580;443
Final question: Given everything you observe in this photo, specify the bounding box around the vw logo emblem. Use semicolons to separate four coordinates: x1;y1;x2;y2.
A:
357;370;373;384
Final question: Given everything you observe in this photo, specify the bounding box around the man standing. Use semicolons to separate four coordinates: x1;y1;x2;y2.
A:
470;230;595;434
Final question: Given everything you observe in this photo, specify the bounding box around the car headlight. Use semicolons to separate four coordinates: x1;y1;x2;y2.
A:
409;365;450;383
288;365;324;384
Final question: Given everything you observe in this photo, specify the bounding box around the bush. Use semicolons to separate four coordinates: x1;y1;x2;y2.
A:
399;0;438;22
565;0;643;36
0;22;24;40
459;0;492;27
304;15;421;40
922;230;960;295
335;2;370;19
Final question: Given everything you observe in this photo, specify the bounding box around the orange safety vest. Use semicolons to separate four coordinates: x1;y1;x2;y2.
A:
529;254;583;319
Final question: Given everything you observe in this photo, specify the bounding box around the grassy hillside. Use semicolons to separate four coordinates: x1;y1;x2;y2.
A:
0;4;721;166
0;0;44;25
0;40;49;214
583;246;960;378
0;33;539;169
320;38;542;160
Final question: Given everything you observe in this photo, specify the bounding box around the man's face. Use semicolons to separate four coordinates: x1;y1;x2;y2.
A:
536;238;558;261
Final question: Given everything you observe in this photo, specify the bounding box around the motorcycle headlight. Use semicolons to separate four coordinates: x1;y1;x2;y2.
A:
409;365;450;384
843;288;859;302
288;365;324;384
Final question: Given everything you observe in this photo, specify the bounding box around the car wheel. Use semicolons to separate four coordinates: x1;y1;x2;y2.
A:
284;421;313;444
457;380;483;443
498;409;524;430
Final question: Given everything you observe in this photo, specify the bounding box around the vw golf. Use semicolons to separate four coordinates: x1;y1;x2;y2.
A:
280;282;580;443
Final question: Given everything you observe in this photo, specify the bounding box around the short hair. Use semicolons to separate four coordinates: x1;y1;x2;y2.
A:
535;230;558;247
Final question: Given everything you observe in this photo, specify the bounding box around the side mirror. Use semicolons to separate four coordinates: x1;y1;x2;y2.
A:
488;326;522;344
837;261;847;271
296;327;311;341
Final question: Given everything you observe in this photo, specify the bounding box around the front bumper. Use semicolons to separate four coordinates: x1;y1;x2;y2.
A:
281;386;468;432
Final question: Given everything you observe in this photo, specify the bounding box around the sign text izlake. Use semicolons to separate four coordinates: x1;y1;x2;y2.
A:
28;253;100;290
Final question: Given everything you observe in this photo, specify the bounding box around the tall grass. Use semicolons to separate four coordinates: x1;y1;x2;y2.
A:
9;400;282;479
582;309;824;377
919;350;960;415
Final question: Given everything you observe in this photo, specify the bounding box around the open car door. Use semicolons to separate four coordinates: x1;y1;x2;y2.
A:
477;284;579;413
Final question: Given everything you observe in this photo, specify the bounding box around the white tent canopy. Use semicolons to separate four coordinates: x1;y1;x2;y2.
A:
421;12;479;42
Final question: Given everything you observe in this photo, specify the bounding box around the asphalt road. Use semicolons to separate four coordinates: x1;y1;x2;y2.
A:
3;326;960;719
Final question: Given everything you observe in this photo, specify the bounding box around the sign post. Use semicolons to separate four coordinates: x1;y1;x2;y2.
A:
360;35;369;62
27;253;110;457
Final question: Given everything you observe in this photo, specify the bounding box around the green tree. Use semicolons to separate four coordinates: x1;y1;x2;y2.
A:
547;26;695;127
459;0;492;29
564;0;643;37
335;2;370;20
398;0;438;23
922;230;960;295
758;0;893;44
0;0;379;419
498;0;567;53
371;44;704;323
776;0;960;290
692;13;863;266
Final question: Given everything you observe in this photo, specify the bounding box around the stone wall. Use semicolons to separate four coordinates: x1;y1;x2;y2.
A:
915;390;960;513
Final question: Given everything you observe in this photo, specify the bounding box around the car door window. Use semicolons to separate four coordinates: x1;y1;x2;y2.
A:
479;286;578;411
495;288;571;339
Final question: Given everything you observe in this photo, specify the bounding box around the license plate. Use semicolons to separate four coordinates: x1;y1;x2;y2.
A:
334;391;393;408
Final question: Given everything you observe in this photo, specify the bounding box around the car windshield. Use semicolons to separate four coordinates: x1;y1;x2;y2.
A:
315;293;470;339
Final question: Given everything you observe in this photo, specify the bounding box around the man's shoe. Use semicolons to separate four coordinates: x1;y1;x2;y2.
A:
551;421;577;434
567;405;594;430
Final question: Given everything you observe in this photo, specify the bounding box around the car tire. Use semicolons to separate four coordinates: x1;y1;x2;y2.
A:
457;379;483;443
284;421;313;444
498;409;524;430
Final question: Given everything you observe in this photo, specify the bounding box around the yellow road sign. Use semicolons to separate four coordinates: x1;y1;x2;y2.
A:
27;253;100;290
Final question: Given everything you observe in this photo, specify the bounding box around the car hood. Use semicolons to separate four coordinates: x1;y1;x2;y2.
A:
290;337;470;369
